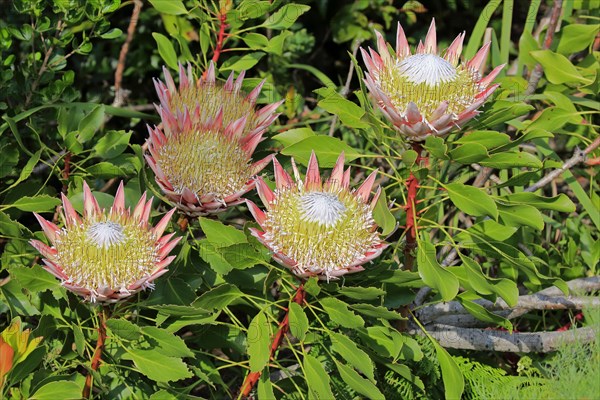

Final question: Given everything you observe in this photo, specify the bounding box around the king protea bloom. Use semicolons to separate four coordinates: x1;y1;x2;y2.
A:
361;19;504;141
147;62;282;216
29;182;180;303
246;152;388;280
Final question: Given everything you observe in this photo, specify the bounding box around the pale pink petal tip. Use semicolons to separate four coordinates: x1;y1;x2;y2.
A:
424;18;437;53
112;181;125;213
304;151;322;190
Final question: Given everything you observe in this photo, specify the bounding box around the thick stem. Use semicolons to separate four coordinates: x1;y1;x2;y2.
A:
403;142;425;271
211;12;228;63
240;283;305;398
112;0;143;107
82;307;108;399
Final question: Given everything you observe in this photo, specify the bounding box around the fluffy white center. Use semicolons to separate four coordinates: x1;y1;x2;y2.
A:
86;221;126;248
399;54;457;86
299;192;347;226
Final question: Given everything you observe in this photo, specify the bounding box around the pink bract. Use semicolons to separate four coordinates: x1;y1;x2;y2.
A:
146;62;282;216
247;152;389;280
361;19;504;141
30;181;180;303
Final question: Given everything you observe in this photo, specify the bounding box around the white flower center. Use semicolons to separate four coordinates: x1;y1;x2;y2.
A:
86;221;126;248
299;192;347;226
399;54;457;86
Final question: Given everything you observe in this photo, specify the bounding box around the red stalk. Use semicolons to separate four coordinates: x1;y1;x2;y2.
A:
240;283;305;397
211;12;228;64
82;307;108;399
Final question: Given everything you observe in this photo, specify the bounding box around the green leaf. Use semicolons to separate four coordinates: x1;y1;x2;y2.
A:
73;324;85;356
329;331;375;380
444;183;498;219
350;303;405;320
557;24;600;55
455;220;517;243
417;240;459;302
339;286;385;300
524;107;580;133
459;255;518;306
146;278;196;306
530;50;592;84
93;130;132;159
199;217;247;248
363;326;403;358
257;368;276;399
479;151;543;168
151;305;211;318
242;32;269;49
247;311;271;372
288;302;308;341
476;102;534;128
282;136;362;168
320;297;364;328
141;326;194;357
193;284;243;311
148;0;188;15
221;52;264;72
3;149;42;191
77;105;105;143
336;362;385;399
423;136;448;159
457;292;512;331
153;33;178;69
448;143;489;164
317;88;369;129
502;192;576;212
100;28;123;39
263;4;311;30
198;240;234;275
11;195;61;212
30;381;81;400
9;265;59;292
271;127;315;147
304;277;320;296
498;204;544;230
266;31;292;55
432;339;464;400
106;319;142;341
303;354;335;400
127;349;192;382
372;188;395;236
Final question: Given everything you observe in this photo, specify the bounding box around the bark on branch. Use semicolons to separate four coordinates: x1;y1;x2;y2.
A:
409;324;596;353
415;277;600;327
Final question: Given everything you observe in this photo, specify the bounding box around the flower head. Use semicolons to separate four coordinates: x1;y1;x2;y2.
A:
147;63;282;216
361;19;504;141
247;152;388;280
30;182;180;303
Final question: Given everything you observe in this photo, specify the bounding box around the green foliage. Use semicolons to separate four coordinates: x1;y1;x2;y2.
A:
0;0;598;398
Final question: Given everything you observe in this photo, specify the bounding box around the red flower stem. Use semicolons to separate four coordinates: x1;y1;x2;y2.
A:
240;283;306;397
211;11;228;63
83;306;108;399
403;142;425;271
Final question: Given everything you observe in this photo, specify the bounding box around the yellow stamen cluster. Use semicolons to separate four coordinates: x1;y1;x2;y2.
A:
379;54;480;119
53;216;158;293
263;186;378;275
156;129;251;199
168;83;256;129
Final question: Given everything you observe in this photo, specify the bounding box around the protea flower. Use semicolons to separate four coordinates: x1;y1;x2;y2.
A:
146;62;282;216
29;182;180;303
246;152;388;280
361;19;504;141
